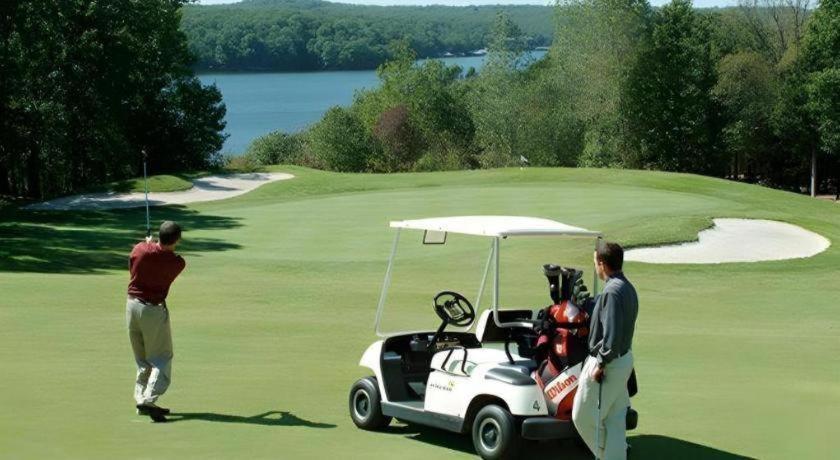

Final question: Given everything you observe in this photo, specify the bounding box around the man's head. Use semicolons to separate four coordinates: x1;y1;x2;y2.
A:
158;221;182;248
594;241;623;281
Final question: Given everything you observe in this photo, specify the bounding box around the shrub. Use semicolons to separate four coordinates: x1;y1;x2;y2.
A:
225;154;261;172
245;131;307;166
370;105;422;172
308;107;374;172
414;139;474;171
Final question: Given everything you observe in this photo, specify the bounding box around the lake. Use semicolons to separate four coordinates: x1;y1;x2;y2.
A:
198;51;547;154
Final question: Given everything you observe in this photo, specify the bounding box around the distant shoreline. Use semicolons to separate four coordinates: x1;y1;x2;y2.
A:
194;49;547;75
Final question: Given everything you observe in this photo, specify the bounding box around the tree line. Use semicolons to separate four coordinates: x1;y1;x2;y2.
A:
243;0;839;197
180;0;554;71
0;1;227;199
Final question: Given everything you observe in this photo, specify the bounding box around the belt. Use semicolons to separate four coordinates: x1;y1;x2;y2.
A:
129;296;166;307
589;350;631;360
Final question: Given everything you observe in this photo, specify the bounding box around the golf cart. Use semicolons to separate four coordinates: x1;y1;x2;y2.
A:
349;216;638;460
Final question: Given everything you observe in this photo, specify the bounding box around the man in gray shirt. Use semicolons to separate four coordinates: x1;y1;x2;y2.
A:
572;241;638;460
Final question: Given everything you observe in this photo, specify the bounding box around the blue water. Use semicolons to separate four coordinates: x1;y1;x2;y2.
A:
199;51;547;154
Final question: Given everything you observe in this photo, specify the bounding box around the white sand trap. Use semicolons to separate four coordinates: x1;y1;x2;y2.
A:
25;172;294;211
625;218;830;264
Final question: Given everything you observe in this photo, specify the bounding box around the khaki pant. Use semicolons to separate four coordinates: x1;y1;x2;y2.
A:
572;352;634;460
126;297;173;405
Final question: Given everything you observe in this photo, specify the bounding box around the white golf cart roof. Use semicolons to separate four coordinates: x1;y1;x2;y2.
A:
390;216;601;238
376;216;603;336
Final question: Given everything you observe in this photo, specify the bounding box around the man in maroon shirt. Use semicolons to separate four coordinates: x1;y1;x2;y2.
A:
126;221;186;422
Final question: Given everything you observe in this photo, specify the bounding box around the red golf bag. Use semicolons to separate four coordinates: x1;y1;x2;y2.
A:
532;266;590;420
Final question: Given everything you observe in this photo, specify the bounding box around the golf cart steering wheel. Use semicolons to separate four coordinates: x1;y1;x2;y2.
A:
433;291;475;328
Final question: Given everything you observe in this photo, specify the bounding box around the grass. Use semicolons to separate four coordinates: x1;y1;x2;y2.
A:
1;166;838;459
93;174;196;194
86;166;268;194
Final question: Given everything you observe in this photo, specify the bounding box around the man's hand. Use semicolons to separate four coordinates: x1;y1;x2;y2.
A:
592;365;605;383
145;235;153;243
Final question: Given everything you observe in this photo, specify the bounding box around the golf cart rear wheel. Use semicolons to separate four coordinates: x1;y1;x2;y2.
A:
349;376;391;430
471;405;521;460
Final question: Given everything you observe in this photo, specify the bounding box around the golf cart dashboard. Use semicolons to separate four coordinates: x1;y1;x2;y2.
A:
409;332;481;353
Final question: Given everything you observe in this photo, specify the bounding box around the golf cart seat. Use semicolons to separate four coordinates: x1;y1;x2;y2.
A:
431;347;531;376
475;309;539;372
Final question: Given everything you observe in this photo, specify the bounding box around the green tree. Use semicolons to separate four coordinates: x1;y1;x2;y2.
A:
621;0;723;174
801;0;840;196
308;107;372;172
518;61;586;167
0;0;226;199
370;105;422;173
245;131;307;166
353;41;474;170
712;51;778;179
737;0;810;66
469;12;529;167
553;0;652;167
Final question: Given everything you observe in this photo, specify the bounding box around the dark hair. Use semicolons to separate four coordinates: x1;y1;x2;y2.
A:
596;241;624;272
159;221;182;246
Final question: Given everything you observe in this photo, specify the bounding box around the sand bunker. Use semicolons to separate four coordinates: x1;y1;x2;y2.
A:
625;218;830;264
26;172;294;211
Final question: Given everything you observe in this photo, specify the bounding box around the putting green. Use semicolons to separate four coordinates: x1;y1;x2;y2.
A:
1;167;837;459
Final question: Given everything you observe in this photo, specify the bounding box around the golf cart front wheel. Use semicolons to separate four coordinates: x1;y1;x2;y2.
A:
349;376;391;430
471;405;521;460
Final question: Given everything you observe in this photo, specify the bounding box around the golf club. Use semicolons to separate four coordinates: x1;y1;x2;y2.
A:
142;149;151;241
595;374;602;460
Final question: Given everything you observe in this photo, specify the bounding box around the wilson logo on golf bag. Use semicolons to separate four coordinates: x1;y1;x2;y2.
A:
536;362;582;419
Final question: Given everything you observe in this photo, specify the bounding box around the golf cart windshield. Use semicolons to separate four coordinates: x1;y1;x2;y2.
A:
375;216;602;336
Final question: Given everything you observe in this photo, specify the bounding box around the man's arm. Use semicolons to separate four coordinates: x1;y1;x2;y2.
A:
128;243;141;273
174;255;186;277
595;291;624;368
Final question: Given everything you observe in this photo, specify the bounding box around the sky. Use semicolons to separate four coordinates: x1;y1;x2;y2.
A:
197;0;739;8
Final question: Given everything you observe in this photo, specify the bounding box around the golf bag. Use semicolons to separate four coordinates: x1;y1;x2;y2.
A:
533;265;590;420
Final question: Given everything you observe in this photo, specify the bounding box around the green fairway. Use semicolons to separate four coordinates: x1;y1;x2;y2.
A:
1;167;837;459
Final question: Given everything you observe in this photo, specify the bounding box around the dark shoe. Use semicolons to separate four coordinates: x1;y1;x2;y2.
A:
136;403;170;415
136;404;169;422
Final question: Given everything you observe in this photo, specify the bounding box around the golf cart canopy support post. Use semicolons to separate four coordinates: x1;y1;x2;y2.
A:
374;228;401;336
375;216;602;337
474;239;495;313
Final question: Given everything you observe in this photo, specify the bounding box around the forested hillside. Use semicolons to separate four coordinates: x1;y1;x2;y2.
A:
180;0;553;71
242;0;839;197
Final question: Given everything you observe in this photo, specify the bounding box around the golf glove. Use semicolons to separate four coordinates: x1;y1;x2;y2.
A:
572;281;591;307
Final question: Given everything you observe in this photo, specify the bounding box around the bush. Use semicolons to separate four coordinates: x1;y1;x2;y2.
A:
225;154;262;173
370;105;422;172
308;107;374;172
414;138;475;171
477;149;517;169
245;131;307;166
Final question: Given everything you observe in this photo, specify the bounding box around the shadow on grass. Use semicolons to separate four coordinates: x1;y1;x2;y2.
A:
0;205;242;273
167;410;335;428
381;425;754;460
382;424;476;455
382;424;591;458
628;434;756;459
